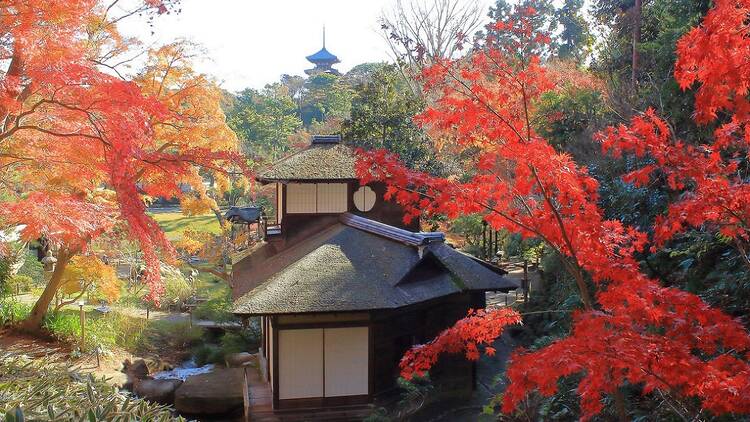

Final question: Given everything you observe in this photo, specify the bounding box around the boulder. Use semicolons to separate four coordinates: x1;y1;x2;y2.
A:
225;352;254;368
134;378;183;405
121;359;150;391
174;368;244;415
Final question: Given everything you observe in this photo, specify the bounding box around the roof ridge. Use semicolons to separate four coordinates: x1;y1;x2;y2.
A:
340;213;444;246
256;142;355;182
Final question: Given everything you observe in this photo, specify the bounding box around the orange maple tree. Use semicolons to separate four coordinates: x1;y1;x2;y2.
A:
357;4;750;420
0;0;246;330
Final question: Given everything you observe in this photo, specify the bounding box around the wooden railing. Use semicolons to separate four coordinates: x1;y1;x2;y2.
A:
259;214;281;240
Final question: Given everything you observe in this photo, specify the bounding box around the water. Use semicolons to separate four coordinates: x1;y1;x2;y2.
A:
152;359;214;381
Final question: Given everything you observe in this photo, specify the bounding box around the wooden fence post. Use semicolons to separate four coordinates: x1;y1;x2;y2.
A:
482;221;488;260
79;302;85;349
243;364;250;422
523;260;529;303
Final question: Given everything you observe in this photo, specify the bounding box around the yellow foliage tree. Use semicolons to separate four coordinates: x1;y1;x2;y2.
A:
57;255;121;310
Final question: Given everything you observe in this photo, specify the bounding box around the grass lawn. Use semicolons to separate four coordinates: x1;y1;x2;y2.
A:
149;212;222;241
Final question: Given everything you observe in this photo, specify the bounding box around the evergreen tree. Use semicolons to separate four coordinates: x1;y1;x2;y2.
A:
341;65;435;171
552;0;593;63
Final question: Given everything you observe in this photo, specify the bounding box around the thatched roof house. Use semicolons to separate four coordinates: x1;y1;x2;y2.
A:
231;135;517;413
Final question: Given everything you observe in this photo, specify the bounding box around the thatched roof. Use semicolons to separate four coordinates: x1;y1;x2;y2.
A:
232;214;517;316
256;143;357;183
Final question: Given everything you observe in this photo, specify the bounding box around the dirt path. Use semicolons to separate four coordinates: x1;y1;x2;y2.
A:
0;327;70;359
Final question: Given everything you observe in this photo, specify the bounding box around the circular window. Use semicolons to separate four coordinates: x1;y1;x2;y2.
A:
353;185;376;212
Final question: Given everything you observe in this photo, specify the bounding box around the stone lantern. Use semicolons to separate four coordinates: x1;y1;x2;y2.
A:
41;250;58;272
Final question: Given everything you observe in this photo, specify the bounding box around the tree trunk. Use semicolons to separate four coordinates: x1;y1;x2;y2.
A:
613;388;628;422
631;0;642;89
19;249;72;332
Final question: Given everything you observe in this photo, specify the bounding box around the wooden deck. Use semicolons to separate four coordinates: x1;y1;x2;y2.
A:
244;357;276;421
243;355;374;422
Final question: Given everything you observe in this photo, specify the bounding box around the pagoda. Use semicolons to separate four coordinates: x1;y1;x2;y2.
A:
304;27;341;76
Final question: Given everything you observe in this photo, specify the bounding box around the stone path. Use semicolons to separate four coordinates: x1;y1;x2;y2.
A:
485;264;541;309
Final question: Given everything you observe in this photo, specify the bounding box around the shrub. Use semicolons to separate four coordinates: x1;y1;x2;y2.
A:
220;328;259;356
6;274;33;295
0;352;183;421
0;298;31;326
137;320;203;356
192;343;223;366
41;308;204;355
16;250;45;286
192;293;237;323
0;257;11;296
450;214;484;247
160;264;194;310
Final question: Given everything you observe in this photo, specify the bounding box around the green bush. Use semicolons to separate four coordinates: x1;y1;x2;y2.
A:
450;214;485;247
220;329;259;356
160;264;195;310
6;274;32;294
0;298;31;326
0;352;183;421
191;329;260;366
42;309;202;354
16;250;45;286
192;343;223;366
137;320;203;356
192;293;237;323
0;257;11;296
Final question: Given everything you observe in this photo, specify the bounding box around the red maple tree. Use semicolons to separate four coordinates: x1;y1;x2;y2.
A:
0;0;247;329
356;4;750;420
600;0;750;263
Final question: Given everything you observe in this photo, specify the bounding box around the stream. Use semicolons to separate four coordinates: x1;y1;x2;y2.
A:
152;359;215;381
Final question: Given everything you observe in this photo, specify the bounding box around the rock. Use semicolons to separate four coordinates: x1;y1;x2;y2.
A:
121;359;150;391
134;378;183;405
145;357;173;373
225;352;254;368
174;368;244;415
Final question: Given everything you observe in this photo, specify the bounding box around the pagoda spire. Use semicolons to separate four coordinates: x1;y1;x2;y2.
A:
305;26;341;76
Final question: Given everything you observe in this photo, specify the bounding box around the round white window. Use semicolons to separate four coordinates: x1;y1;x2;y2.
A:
353;185;376;212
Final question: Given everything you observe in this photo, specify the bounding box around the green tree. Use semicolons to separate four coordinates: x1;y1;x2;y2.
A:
300;73;352;126
344;62;387;86
341;64;435;171
280;74;305;118
482;0;556;57
552;0;593;63
226;83;302;160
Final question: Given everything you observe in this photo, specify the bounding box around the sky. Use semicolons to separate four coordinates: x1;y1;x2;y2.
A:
118;0;492;92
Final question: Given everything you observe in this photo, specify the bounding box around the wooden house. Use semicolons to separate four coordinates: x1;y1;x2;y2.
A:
231;135;517;413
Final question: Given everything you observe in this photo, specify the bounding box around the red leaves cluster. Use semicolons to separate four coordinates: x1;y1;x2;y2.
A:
0;1;245;303
400;308;522;381
0;192;116;252
599;0;750;249
674;0;750;125
357;5;750;420
504;305;750;417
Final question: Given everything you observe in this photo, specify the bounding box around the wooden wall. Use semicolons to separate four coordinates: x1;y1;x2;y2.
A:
286;183;347;214
371;292;486;396
270;314;372;408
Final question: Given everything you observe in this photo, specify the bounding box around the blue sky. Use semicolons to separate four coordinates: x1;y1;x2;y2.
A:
118;0;491;92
